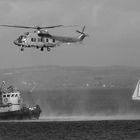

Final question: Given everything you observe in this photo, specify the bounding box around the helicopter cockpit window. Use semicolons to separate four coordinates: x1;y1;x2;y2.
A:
11;94;14;97
53;39;55;43
7;95;10;97
18;35;23;40
18;35;25;42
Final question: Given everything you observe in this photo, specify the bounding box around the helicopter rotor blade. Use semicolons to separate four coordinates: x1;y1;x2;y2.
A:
0;25;35;29
0;25;63;29
76;30;83;34
60;25;78;28
82;26;85;33
41;25;78;29
40;25;63;29
0;24;78;29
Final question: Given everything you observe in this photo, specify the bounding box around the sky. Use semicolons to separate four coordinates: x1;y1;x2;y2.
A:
0;0;140;68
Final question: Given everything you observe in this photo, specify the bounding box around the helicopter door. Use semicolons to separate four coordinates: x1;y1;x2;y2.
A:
44;38;49;46
38;38;42;42
37;38;43;47
30;38;38;47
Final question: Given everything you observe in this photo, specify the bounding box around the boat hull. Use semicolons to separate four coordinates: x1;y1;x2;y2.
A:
0;105;41;120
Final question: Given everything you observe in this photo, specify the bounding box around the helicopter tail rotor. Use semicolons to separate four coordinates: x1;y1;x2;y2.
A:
76;26;89;37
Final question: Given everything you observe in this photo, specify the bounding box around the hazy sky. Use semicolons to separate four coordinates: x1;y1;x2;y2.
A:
0;0;140;68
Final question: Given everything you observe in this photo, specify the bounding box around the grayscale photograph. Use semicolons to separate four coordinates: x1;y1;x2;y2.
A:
0;0;140;139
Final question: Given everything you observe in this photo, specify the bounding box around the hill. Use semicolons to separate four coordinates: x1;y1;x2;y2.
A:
0;65;139;91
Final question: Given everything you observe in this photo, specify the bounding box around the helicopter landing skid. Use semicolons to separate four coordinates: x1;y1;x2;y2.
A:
20;47;24;51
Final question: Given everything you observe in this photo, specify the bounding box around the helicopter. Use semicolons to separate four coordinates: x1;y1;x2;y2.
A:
0;24;88;51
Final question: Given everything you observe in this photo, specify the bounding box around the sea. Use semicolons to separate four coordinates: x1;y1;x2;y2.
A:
1;88;140;140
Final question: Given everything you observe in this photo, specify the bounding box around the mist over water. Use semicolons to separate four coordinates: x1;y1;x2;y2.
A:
23;88;140;120
2;65;140;120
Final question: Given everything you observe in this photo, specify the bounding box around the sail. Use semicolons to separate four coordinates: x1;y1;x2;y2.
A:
132;80;140;100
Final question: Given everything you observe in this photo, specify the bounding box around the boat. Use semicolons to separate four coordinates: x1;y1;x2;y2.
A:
0;81;41;120
132;80;140;100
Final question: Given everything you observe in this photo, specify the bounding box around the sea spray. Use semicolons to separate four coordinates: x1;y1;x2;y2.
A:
22;88;140;120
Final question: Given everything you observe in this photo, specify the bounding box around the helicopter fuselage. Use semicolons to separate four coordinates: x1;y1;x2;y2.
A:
0;24;88;52
14;31;59;51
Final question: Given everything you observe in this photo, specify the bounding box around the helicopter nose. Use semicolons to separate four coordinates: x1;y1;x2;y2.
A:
13;40;18;45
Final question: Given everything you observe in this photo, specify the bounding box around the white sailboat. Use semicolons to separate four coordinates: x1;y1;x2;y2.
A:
132;80;140;100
